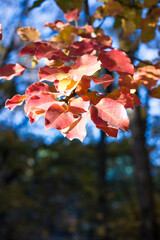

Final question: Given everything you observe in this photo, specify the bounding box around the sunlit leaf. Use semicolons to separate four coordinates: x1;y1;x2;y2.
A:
69;55;101;81
45;103;74;130
63;113;89;141
90;97;129;131
68;96;90;114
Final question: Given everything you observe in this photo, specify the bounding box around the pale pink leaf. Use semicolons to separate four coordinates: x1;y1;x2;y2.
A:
68;96;90;114
38;65;70;82
24;92;58;115
64;113;89;142
90;105;118;137
45;103;74;130
69;55;101;81
90;97;129;131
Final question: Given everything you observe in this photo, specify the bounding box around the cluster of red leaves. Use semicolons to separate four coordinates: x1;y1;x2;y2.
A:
0;10;149;141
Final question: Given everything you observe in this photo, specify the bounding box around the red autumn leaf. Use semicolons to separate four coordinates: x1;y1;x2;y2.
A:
0;63;26;80
35;44;58;60
64;113;89;142
70;35;112;54
77;25;94;38
38;65;70;82
25;82;52;96
35;43;74;62
97;125;118;138
69;39;96;56
68;96;90;114
118;74;139;89
75;75;91;95
98;49;134;75
90;97;129;131
5;94;27;111
155;62;160;69
95;34;112;49
69;55;101;81
107;87;141;109
45;103;74;130
18;42;41;56
92;74;114;88
64;8;79;22
134;65;160;89
0;24;2;40
150;85;160;98
24;92;58;115
90;104;118;137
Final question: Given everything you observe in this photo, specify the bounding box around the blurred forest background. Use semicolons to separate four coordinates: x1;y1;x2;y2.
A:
0;0;160;239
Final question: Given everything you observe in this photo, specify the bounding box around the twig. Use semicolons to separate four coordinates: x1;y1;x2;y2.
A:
84;0;91;25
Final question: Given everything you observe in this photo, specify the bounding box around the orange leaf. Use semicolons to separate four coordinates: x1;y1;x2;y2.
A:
75;76;91;95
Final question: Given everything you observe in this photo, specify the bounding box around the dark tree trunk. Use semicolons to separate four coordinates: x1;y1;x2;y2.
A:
96;130;110;240
130;106;159;240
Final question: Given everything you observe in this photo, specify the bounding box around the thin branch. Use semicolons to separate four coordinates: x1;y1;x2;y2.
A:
133;56;151;65
84;0;91;25
96;17;107;30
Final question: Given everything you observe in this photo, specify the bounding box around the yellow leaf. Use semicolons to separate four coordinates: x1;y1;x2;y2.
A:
51;26;76;45
31;56;38;68
17;27;41;42
58;78;77;92
121;19;136;38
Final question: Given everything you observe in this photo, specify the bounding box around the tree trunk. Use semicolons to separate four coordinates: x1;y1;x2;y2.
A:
130;106;159;240
96;130;110;240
